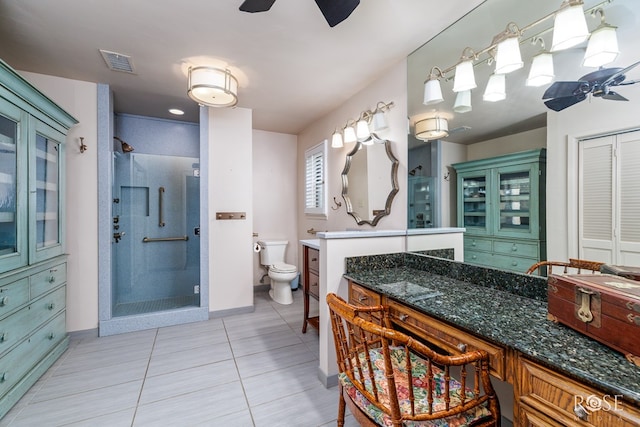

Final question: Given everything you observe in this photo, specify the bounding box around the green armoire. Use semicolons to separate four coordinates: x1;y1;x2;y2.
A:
0;59;77;418
452;149;546;273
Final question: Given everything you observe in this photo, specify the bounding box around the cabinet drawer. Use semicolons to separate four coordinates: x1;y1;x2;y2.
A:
489;254;536;273
0;278;29;318
349;282;381;308
519;358;640;427
464;249;494;266
307;248;319;273
464;237;492;252
30;263;66;299
0;311;66;397
386;299;505;380
308;272;319;299
493;240;538;258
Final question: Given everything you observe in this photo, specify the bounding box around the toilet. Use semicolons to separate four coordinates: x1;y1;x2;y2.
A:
258;240;298;305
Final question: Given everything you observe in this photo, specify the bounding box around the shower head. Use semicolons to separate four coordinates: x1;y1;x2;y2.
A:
114;136;134;153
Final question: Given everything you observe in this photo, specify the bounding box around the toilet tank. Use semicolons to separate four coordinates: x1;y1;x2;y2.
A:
258;240;288;265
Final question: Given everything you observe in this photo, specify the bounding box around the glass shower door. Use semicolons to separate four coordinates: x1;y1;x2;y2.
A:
111;153;200;317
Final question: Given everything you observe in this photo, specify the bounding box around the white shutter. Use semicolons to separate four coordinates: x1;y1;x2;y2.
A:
618;131;640;264
304;141;327;216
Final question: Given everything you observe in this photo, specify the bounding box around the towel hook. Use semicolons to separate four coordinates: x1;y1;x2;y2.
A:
332;196;343;210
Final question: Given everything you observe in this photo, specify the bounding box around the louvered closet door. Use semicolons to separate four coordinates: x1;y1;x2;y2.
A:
579;135;615;262
618;131;640;265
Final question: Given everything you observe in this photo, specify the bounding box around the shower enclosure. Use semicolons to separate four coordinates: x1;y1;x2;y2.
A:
111;152;200;317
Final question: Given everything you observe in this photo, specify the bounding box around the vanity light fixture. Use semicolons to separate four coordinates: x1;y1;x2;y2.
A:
452;48;477;92
331;129;344;148
494;23;523;74
415;117;448;141
526;37;555;87
453;90;472;113
371;102;392;132
343;120;357;144
423;66;445;105
355;116;371;141
551;0;589;52
187;66;238;108
330;101;394;148
483;73;506;102
583;8;618;67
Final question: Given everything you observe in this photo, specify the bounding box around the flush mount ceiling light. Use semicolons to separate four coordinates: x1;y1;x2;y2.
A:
583;8;618;67
493;23;523;74
551;0;589;52
423;66;445;105
168;108;185;115
483;73;506;102
415;117;449;141
187;66;238;108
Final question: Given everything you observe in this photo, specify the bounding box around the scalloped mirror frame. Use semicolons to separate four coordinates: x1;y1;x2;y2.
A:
341;136;399;226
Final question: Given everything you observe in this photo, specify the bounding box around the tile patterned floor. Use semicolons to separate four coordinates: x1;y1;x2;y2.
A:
1;290;359;427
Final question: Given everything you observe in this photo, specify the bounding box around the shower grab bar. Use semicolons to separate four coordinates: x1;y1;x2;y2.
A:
159;187;166;227
142;236;189;243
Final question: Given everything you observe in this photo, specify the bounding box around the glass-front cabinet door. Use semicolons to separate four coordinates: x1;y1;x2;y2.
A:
495;164;539;239
0;99;27;271
458;171;490;235
30;120;65;263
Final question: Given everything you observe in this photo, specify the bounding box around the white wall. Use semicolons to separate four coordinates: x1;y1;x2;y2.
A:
252;130;298;285
208;108;254;313
440;141;466;227
466;127;546;161
20;71;99;332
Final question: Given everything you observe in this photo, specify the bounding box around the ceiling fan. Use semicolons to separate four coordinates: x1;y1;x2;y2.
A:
239;0;360;27
542;60;640;112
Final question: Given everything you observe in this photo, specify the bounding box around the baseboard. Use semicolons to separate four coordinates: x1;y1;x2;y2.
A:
253;283;270;292
209;305;255;319
319;368;339;388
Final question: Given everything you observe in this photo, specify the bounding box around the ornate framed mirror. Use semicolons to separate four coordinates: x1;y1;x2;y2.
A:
341;136;399;226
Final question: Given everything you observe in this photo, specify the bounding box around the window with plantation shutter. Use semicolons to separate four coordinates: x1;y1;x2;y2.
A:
305;140;327;216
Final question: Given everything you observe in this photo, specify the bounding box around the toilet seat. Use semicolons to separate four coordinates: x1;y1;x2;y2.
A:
270;262;297;273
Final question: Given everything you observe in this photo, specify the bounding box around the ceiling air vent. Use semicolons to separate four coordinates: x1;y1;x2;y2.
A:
99;49;135;74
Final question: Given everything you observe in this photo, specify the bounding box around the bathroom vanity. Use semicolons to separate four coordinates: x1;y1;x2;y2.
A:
300;239;320;333
344;252;640;426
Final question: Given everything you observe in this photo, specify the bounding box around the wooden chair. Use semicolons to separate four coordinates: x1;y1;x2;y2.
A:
526;258;605;276
327;293;500;427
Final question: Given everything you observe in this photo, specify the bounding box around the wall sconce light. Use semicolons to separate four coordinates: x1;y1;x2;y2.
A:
494;23;524;75
483;73;506;102
452;48;477;92
415;117;448;141
583;8;618;67
331;101;394;148
453;90;472;113
526;37;555;87
551;0;589;52
423;66;445;105
187;66;238;108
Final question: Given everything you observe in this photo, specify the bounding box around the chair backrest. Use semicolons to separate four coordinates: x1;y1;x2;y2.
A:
526;258;604;276
326;293;500;426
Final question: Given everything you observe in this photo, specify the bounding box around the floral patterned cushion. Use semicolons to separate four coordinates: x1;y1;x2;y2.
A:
339;347;492;427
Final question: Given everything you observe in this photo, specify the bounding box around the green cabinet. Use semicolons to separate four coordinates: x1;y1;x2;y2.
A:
0;58;76;418
453;149;546;273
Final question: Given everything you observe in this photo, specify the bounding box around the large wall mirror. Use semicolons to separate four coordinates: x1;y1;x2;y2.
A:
341;137;399;226
407;0;639;224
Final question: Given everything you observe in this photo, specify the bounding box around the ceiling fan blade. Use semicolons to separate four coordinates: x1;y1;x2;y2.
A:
602;91;629;101
602;59;640;87
314;0;360;27
239;0;276;13
544;94;587;112
618;79;640;86
542;81;589;100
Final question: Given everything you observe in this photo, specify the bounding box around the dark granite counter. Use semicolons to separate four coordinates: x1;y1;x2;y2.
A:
344;252;640;407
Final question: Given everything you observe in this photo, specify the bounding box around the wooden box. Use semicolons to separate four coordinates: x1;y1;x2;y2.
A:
600;264;640;281
547;274;640;362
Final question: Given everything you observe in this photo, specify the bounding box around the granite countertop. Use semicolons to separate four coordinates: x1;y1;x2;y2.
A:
345;260;640;406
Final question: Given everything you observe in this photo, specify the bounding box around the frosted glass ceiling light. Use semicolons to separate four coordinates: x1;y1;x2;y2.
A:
453;90;472;113
494;24;523;74
187;66;238;108
415;117;449;141
453;48;477;92
331;129;343;148
355;118;371;141
483;73;506;102
551;0;589;52
526;52;555;87
583;11;618;68
343;120;357;144
423;66;444;105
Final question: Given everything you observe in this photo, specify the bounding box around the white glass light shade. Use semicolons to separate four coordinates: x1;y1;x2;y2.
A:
415;118;449;141
583;25;619;67
452;60;477;92
526;52;555;87
331;130;343;148
495;37;523;74
187;66;238;107
551;4;589;52
371;110;388;132
343;124;357;143
483;73;506;102
356;119;371;141
453;90;472;113
423;78;444;105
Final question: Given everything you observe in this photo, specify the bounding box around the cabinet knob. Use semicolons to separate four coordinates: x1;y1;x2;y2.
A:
511;261;518;266
311;258;317;262
48;276;56;283
457;343;467;352
358;296;368;302
398;314;409;321
0;296;8;306
471;241;476;246
511;245;518;251
471;255;477;260
0;332;7;342
47;303;55;311
48;332;56;340
1;372;7;382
